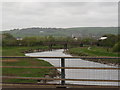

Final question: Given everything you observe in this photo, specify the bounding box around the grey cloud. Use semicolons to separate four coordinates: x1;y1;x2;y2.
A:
2;2;118;30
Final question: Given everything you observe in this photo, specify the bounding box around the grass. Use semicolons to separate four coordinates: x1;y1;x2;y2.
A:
67;46;119;64
2;46;48;56
2;46;58;83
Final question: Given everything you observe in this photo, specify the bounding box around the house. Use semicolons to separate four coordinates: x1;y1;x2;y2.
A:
16;37;23;40
72;33;82;40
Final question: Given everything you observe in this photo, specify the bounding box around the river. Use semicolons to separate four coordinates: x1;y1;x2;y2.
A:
25;49;118;86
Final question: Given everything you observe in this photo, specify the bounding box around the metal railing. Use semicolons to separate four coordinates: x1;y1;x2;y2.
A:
1;56;120;88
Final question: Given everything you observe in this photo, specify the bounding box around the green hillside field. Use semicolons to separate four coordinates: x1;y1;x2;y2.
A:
2;27;118;37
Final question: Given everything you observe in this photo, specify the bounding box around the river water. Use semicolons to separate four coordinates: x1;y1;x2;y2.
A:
25;49;119;86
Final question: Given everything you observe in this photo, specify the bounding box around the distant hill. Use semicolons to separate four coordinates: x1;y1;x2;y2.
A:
2;27;118;38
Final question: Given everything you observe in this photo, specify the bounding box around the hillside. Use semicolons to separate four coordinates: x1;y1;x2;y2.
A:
2;27;118;38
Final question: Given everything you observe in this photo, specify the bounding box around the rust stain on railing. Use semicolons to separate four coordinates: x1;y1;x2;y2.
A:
2;56;119;88
2;76;120;82
1;66;119;70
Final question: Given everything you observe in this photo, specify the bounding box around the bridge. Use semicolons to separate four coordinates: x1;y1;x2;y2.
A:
1;56;120;88
43;41;85;50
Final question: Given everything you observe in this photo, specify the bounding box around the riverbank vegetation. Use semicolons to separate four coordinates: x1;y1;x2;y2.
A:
2;46;60;83
67;46;119;65
2;33;120;83
67;46;119;57
66;34;120;65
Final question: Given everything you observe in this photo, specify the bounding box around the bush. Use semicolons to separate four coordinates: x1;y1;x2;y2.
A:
113;42;120;52
98;34;118;47
2;33;17;46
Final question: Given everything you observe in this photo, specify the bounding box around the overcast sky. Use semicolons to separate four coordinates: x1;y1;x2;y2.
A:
2;1;118;30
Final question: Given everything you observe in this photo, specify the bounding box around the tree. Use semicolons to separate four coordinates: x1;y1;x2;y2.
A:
2;33;16;40
81;38;97;45
47;35;55;42
22;37;37;46
98;34;118;47
113;42;120;52
2;33;17;46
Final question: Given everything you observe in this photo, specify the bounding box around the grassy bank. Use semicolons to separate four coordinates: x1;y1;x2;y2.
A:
2;46;60;83
67;46;119;65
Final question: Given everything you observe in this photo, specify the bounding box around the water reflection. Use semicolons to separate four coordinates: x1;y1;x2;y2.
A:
25;49;118;86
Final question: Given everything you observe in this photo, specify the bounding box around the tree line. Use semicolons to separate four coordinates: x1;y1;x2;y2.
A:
2;33;120;52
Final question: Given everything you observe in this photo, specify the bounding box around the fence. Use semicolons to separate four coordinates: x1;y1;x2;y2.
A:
1;56;120;88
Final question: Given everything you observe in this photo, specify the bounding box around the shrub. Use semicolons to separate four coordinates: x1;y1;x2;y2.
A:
113;42;120;52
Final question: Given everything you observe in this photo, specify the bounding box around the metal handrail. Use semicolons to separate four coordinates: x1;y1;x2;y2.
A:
2;56;119;87
1;56;120;59
1;66;119;70
2;83;119;88
2;76;120;82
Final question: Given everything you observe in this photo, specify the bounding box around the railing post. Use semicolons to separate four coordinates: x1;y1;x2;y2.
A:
61;58;65;85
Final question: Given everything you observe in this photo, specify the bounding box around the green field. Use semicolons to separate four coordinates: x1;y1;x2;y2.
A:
2;45;119;83
2;46;59;83
67;46;119;64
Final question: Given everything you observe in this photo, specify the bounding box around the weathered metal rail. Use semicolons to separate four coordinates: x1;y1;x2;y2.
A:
2;83;119;88
1;56;120;59
1;66;119;70
2;56;119;88
2;76;120;82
